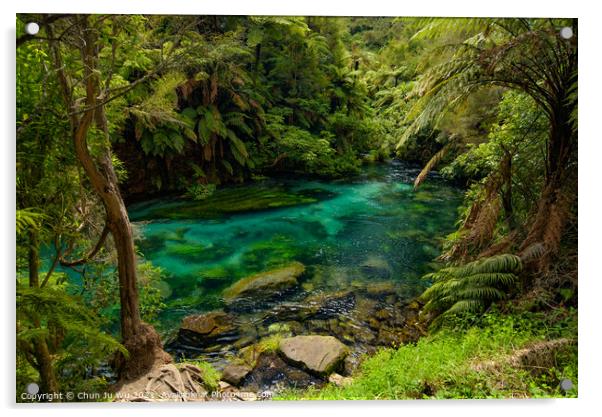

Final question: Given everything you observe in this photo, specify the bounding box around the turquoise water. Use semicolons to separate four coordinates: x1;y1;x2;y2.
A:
128;162;463;333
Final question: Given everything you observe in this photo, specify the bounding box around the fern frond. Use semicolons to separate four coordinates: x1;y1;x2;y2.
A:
420;254;522;327
413;143;453;189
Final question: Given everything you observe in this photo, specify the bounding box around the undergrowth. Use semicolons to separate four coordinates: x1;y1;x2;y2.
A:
277;308;577;400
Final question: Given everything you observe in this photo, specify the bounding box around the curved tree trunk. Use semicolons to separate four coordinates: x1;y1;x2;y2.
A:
48;15;171;380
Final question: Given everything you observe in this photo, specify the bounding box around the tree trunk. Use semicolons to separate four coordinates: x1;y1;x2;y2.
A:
520;102;575;268
500;151;516;230
27;230;60;397
32;335;59;397
48;15;171;380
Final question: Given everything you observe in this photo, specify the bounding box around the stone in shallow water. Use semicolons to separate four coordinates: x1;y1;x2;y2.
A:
278;335;349;375
222;262;305;309
365;281;398;298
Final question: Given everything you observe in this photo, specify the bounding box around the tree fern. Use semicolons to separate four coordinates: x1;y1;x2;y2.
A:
399;17;577;207
420;254;522;327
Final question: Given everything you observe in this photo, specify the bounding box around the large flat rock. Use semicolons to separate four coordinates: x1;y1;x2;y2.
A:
278;335;349;375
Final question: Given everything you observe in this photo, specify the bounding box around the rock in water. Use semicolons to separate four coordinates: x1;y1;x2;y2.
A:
278;335;349;375
360;256;393;278
170;311;240;353
223;262;305;310
181;311;237;337
221;364;252;386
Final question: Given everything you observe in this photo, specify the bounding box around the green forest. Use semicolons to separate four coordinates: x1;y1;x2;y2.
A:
16;15;577;401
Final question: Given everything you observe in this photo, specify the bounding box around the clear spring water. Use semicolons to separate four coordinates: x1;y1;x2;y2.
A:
127;162;463;334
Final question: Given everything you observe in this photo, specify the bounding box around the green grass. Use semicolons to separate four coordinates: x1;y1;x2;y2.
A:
277;308;577;400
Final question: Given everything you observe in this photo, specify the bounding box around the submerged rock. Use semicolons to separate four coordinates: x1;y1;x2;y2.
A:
308;265;364;290
360;256;393;278
278;335;349;375
365;281;398;299
262;289;356;325
223;262;305;310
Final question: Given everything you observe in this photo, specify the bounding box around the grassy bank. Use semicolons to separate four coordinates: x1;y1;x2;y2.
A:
277;308;577;400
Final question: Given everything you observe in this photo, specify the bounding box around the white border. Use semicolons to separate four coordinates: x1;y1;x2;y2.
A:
3;1;600;417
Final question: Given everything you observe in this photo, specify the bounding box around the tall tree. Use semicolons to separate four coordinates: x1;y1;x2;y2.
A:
41;14;172;379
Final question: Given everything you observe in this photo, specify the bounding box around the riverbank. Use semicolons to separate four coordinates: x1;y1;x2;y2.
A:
275;307;577;400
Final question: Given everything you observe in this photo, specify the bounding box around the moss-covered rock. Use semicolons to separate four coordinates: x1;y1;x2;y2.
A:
197;266;231;289
223;262;305;309
165;242;206;260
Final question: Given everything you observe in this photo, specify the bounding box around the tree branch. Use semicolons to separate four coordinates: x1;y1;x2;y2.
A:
58;224;110;267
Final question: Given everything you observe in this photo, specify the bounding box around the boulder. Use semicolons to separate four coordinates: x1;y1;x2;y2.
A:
221;364;252;386
223;262;305;309
278;335;349;375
